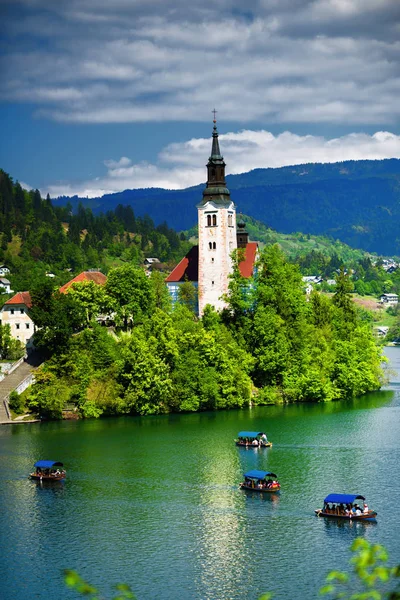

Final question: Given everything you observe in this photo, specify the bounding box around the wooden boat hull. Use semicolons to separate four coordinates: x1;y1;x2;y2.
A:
30;474;66;481
236;442;272;448
315;510;377;521
240;484;280;493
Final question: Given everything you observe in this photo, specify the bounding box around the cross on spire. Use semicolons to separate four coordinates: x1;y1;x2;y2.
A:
212;108;217;123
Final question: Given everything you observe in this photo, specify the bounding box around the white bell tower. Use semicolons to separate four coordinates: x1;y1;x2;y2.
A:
197;114;237;315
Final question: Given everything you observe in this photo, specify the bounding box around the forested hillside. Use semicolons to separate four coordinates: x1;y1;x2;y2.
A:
54;158;400;255
0;169;191;292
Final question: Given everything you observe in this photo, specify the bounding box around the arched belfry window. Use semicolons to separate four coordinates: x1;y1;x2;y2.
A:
212;214;217;226
228;214;233;227
207;215;211;227
209;242;212;249
213;242;216;250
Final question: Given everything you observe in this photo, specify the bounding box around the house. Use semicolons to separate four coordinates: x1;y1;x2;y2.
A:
0;291;34;349
379;293;399;306
0;278;13;294
302;276;323;284
59;270;107;294
0;271;108;349
0;265;10;277
144;258;160;265
375;326;389;338
166;118;258;315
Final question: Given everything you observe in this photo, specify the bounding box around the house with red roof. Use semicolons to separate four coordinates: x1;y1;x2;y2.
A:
1;291;34;349
1;271;107;349
59;270;107;294
166;119;258;315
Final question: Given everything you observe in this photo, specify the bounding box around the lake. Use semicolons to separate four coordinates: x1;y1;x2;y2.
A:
1;347;399;600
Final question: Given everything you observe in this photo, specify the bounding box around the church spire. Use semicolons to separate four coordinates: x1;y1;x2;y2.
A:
201;110;230;203
210;109;223;161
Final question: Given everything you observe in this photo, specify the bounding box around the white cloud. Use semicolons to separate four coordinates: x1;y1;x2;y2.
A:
43;128;400;198
104;157;132;169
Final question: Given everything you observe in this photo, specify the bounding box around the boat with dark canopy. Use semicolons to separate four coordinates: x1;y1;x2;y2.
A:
240;470;280;493
30;461;66;481
315;493;377;521
235;431;272;448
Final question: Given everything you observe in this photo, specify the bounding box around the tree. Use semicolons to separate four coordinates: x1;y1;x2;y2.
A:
105;265;155;329
68;281;106;326
150;270;171;312
177;279;197;313
333;266;357;333
30;281;84;354
0;323;24;360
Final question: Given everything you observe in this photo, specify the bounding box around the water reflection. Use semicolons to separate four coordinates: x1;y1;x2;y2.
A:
241;489;280;505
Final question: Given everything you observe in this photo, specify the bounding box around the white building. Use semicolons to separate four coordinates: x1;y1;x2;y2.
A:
0;291;35;349
379;293;399;306
0;278;13;294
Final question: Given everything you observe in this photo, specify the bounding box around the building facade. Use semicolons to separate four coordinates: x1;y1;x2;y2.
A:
1;292;34;349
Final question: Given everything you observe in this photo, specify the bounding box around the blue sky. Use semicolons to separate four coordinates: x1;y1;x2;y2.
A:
1;0;400;197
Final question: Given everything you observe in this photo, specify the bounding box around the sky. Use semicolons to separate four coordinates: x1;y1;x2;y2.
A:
1;0;400;198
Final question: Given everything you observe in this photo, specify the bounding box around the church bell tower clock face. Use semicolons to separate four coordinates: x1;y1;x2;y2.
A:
197;112;237;316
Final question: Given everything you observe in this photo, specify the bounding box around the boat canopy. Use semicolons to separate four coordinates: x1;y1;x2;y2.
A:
34;461;64;469
244;470;277;480
237;431;265;438
324;493;365;504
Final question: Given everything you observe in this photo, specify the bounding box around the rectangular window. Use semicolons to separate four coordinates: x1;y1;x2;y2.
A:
11;309;14;315
26;323;30;329
20;309;24;314
16;323;20;330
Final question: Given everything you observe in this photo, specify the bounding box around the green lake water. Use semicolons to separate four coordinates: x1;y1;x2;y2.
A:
1;347;399;600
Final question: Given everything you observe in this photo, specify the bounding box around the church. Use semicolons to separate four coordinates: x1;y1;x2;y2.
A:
166;117;258;315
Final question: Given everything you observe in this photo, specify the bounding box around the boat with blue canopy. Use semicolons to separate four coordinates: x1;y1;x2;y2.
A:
315;493;377;521
235;431;272;448
240;470;280;493
30;461;66;481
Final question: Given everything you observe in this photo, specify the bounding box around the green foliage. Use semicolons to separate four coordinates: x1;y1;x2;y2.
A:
0;323;24;360
320;538;400;599
105;264;155;329
64;570;136;600
177;278;197;312
221;244;383;403
8;390;25;414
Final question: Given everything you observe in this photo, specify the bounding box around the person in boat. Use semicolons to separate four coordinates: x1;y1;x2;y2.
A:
260;433;268;445
252;439;259;446
363;502;369;514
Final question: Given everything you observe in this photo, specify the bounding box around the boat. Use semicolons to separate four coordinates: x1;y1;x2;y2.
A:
240;470;280;493
315;494;377;521
235;431;272;448
30;461;66;481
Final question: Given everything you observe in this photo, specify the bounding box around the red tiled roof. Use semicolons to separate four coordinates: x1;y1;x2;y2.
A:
4;291;32;307
165;242;258;283
165;246;199;282
239;242;258;278
59;271;107;294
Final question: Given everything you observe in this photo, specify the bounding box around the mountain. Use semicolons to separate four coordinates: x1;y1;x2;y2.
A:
53;159;400;255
